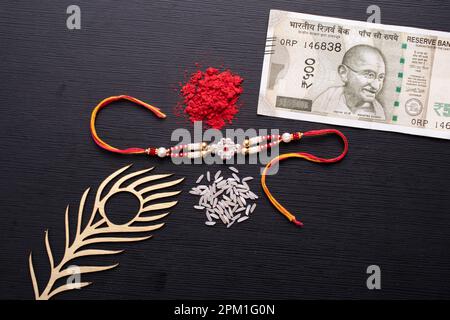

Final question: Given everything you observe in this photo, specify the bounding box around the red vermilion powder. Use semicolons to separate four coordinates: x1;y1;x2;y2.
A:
179;67;243;129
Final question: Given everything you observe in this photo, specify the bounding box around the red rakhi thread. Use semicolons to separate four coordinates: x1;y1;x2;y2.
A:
261;129;349;227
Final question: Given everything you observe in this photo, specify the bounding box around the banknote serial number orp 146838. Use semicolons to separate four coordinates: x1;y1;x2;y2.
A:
280;39;342;52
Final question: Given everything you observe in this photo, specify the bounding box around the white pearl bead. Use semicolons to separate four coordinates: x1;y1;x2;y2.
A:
248;146;261;154
157;147;167;157
281;132;292;143
249;136;263;145
187;151;202;158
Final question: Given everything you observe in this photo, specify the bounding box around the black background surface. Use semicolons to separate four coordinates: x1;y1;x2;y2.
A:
1;0;449;300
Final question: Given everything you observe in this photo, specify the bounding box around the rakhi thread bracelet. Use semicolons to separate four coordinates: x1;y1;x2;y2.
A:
90;95;349;226
91;96;299;159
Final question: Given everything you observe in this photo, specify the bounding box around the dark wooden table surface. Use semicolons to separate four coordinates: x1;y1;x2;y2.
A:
1;0;449;300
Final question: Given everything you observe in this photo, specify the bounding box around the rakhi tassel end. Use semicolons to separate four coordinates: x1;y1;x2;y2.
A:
261;128;348;228
292;218;304;227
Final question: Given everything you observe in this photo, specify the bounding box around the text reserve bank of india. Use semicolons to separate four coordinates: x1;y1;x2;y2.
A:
258;10;450;139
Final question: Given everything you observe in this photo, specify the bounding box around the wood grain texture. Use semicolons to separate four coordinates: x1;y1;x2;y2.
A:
1;0;450;299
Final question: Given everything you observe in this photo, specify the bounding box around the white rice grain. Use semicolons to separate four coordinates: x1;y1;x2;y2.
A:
192;169;258;228
232;214;242;221
210;213;219;219
237;216;249;223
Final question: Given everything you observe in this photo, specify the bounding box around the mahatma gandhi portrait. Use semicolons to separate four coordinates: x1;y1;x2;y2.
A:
312;44;386;120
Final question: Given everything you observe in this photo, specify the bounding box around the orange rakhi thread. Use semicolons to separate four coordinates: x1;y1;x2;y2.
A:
90;95;349;227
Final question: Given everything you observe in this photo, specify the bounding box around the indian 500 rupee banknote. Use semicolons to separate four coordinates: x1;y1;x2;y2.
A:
258;10;450;139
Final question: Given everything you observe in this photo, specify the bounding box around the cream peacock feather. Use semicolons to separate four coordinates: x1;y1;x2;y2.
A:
28;164;183;300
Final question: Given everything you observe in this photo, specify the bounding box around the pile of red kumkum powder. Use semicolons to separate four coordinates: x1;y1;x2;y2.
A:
178;67;243;129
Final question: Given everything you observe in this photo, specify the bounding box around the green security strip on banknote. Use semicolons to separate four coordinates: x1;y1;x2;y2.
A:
258;10;450;139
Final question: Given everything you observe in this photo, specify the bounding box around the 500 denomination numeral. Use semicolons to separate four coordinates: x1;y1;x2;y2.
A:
301;58;316;89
